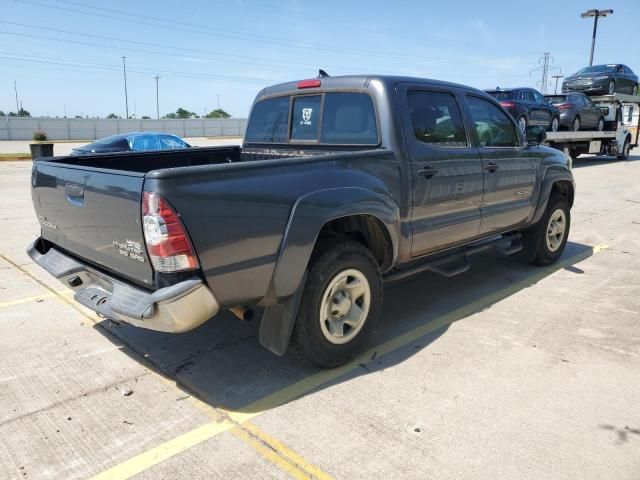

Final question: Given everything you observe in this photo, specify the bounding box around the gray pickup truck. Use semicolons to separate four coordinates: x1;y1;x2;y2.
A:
28;75;575;368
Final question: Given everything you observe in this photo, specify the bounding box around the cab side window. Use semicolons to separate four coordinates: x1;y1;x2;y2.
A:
407;90;467;147
532;90;544;104
466;96;520;148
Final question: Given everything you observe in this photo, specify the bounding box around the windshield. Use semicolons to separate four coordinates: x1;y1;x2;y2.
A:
485;91;513;101
576;65;615;74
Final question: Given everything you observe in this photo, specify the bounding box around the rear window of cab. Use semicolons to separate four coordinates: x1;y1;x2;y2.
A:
245;92;378;145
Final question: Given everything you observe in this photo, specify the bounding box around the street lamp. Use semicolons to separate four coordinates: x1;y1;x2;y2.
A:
581;9;613;66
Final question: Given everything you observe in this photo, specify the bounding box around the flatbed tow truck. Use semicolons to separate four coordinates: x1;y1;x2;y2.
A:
544;93;640;161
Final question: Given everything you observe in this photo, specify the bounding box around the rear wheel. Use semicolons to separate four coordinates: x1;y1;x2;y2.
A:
517;115;527;132
291;239;382;368
597;117;604;131
550;116;559;132
571;116;581;132
608;80;616;95
519;193;570;266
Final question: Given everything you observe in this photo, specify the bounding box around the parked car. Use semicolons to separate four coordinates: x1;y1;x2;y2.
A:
485;87;560;132
28;75;574;368
562;64;638;96
70;132;191;155
544;92;605;131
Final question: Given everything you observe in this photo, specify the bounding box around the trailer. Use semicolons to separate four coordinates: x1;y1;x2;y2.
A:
544;93;640;161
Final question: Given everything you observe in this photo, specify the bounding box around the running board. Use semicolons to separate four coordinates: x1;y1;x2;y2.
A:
384;233;522;283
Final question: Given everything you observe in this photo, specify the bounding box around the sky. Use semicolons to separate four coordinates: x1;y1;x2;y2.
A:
1;0;638;118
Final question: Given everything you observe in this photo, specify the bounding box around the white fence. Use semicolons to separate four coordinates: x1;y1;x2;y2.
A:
0;117;248;141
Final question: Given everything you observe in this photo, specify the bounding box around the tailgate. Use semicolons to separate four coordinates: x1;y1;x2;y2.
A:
31;162;154;288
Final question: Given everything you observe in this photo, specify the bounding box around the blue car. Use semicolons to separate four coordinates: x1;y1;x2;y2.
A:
71;132;191;155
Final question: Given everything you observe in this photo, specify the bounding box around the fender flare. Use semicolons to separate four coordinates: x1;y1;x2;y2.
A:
258;187;400;355
531;167;575;225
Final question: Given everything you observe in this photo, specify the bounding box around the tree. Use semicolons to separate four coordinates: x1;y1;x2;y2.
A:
164;112;177;119
106;113;120;119
0;111;5;117
141;115;151;119
205;108;231;119
176;107;197;119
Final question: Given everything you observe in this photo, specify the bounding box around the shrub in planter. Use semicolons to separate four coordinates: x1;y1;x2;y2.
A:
30;130;53;159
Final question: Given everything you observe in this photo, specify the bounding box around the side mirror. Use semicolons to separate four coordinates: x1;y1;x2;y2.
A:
525;125;546;145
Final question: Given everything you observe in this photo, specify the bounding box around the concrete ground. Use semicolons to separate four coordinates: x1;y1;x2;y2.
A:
0;149;639;479
0;137;242;157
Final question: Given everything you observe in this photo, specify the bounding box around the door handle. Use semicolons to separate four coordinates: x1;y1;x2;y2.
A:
417;165;438;179
484;162;499;173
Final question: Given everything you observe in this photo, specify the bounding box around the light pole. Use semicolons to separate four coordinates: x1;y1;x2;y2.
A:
217;94;220;110
581;9;613;66
154;75;161;119
121;56;129;119
552;74;564;94
13;80;19;116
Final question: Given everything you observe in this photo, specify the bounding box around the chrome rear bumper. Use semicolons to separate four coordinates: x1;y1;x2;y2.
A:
27;239;219;333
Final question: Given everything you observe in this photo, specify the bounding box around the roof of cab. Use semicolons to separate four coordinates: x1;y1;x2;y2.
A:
257;74;486;98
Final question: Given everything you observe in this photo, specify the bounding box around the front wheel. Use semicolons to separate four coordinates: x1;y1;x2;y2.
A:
617;136;631;160
597;117;604;131
608;80;616;95
632;84;638;96
550;116;559;132
519;193;571;266
291;240;382;368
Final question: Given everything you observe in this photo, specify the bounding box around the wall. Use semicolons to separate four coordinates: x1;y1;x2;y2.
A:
0;117;248;140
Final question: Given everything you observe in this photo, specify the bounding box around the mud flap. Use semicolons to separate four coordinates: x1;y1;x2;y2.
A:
258;272;307;356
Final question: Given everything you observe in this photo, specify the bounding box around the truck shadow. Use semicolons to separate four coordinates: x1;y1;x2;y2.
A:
96;241;597;414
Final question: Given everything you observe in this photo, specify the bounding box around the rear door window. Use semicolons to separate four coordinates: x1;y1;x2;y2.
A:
245;96;290;143
320;93;377;144
407;90;467;147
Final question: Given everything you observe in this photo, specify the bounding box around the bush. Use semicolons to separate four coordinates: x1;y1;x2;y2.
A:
32;130;48;141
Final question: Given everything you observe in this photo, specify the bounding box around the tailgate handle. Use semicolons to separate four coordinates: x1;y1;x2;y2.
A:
65;183;85;206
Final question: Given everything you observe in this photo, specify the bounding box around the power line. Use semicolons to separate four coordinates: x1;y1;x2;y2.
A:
0;20;342;71
530;52;560;94
0;53;272;83
12;0;485;64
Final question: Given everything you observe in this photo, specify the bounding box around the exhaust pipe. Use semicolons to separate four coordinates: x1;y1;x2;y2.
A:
230;306;254;322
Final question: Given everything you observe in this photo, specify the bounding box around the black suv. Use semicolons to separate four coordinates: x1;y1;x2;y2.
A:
485;87;560;132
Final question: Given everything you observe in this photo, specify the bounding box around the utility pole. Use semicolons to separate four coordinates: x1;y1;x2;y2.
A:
154;75;161;119
581;9;613;66
13;80;19;115
217;94;220;110
122;56;129;119
134;101;137;119
551;75;564;94
530;52;560;94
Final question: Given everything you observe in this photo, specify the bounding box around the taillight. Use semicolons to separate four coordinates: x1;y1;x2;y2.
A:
556;103;571;110
142;192;198;272
500;101;515;109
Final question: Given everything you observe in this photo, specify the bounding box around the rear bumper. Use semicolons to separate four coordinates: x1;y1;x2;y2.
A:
27;239;219;333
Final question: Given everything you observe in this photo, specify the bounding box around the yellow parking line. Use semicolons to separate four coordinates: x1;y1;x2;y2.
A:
231;427;316;480
240;422;334;480
0;292;56;309
5;245;609;479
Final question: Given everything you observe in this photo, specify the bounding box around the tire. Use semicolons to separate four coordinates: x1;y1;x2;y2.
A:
617;135;631;160
517;115;527;132
550;116;559;132
597;117;604;132
571;116;581;132
519;193;571;266
291;239;382;368
608;80;616;95
632;84;638;96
